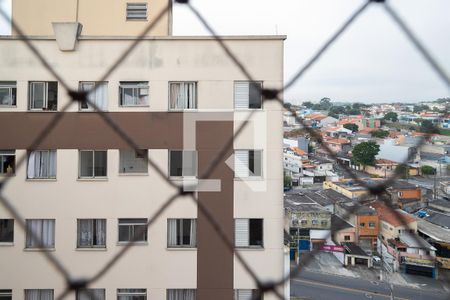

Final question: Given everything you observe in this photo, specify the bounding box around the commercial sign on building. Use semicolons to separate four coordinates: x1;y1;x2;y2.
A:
320;244;344;252
436;257;450;269
403;256;435;267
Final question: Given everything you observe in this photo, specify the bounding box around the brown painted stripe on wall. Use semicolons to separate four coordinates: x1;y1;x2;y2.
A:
196;120;234;300
0;112;184;149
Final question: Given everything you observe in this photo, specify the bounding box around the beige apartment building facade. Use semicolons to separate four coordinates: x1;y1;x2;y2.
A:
0;1;286;300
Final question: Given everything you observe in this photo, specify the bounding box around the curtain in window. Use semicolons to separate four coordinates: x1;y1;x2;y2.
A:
167;219;177;247
170;83;195;109
79;219;93;246
26;220;54;248
77;289;105;300
28;150;56;179
96;219;106;246
25;290;53;300
167;289;196;300
189;219;197;247
94;83;107;110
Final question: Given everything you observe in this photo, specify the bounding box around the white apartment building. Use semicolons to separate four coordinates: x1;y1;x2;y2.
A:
0;1;286;300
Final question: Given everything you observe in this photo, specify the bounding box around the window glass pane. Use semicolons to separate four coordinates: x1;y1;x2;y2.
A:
249;219;263;247
78;219;93;247
0;289;12;300
25;290;53;300
25;220;55;248
170;151;183;177
118;225;131;242
119;149;148;173
182;219;191;245
0;152;15;175
0;82;16;106
182;151;196;177
169;82;197;109
249;150;262;177
31;82;45;109
117;289;146;300
94;151;107;177
248;82;262;109
80;151;93;177
120;82;148;106
132;224;147;241
167;289;196;300
77;289;105;300
0;219;13;243
47;82;58;111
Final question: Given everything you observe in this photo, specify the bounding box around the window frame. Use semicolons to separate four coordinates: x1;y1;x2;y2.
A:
118;218;148;243
0;150;15;176
167;218;197;248
77;219;107;249
78;150;108;179
0;289;12;300
234;81;263;110
25;219;55;249
76;289;105;300
168;81;198;111
168;150;198;178
0;81;17;107
119;82;149;107
117;289;147;300
235;218;264;249
79;81;108;112
234;289;262;300
25;290;54;300
119;149;148;175
28;81;58;111
126;3;148;21
27;150;57;179
0;219;14;244
166;289;196;300
234;149;263;179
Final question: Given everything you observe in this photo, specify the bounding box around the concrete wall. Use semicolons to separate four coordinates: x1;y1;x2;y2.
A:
12;0;172;36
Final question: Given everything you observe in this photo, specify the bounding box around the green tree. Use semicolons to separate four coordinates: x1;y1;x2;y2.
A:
320;97;332;110
284;173;292;188
351;141;380;169
413;104;430;113
420;119;440;134
383;112;398;122
302;101;314;109
421;165;436;175
371;129;389;138
343;123;359;133
328;106;345;118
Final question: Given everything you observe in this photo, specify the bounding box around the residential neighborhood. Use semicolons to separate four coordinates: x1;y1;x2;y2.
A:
284;98;450;298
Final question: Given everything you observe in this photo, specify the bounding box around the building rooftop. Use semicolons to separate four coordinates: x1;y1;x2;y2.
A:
387;180;419;190
338;202;377;216
325;138;351;145
342;242;369;256
417;218;450;243
331;214;354;231
370;201;416;227
315;189;352;206
423;210;450;229
399;232;436;250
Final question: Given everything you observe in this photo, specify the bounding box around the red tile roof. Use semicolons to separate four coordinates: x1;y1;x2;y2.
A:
370;201;415;227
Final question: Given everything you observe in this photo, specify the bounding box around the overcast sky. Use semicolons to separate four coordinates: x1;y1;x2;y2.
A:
1;0;449;104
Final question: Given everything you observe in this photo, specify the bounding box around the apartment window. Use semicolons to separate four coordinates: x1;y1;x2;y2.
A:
234;150;262;178
119;82;148;106
344;235;351;241
359;222;365;228
118;219;147;243
79;82;108;111
166;289;196;300
169;82;197;110
0;81;16;106
311;219;318;225
119;149;148;174
79;150;107;178
0;290;12;300
76;289;105;300
167;219;197;248
369;222;376;229
77;219;106;248
25;290;53;300
0;219;14;243
25;219;55;249
300;220;307;226
235;219;263;248
0;150;15;175
126;3;147;20
27;150;56;179
234;289;262;300
117;289;146;300
169;150;197;177
234;81;262;109
28;81;58;111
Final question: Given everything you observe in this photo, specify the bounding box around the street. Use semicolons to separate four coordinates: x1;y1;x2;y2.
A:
291;269;450;300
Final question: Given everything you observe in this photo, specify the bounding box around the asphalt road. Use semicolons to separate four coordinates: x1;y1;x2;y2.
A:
291;270;450;300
